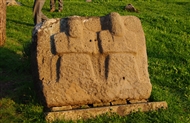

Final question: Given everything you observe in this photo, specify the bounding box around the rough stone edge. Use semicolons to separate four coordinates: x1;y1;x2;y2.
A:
45;101;167;122
6;0;21;6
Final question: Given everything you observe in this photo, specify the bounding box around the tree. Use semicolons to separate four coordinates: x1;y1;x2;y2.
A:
0;0;6;46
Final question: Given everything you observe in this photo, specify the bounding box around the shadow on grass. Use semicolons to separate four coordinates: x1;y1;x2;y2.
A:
6;18;34;27
0;45;46;122
0;45;40;103
147;47;190;113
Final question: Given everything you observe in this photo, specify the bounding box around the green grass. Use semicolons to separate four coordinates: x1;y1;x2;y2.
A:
0;0;190;122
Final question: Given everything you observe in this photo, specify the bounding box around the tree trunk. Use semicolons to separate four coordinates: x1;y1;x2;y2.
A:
0;0;6;46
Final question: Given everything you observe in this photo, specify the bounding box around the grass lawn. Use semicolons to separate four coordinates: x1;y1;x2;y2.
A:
0;0;190;122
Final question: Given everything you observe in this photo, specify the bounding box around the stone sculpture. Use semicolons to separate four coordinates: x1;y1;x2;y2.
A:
32;12;152;109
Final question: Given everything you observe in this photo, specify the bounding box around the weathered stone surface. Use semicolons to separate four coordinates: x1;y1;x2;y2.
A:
125;4;138;12
45;101;168;121
6;0;20;6
31;12;152;108
86;0;92;2
0;0;6;46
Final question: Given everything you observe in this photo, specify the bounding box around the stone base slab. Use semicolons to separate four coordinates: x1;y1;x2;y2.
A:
45;101;167;122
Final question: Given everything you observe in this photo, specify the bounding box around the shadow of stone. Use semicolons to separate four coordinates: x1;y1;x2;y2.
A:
6;18;34;27
0;45;41;106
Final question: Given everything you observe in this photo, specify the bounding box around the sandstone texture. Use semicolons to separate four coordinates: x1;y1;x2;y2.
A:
31;12;152;108
6;0;20;6
46;101;167;121
0;0;6;46
125;4;138;12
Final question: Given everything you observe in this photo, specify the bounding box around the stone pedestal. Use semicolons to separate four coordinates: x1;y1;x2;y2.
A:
45;101;168;122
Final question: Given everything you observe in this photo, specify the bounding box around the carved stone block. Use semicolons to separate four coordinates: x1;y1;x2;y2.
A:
32;12;152;108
